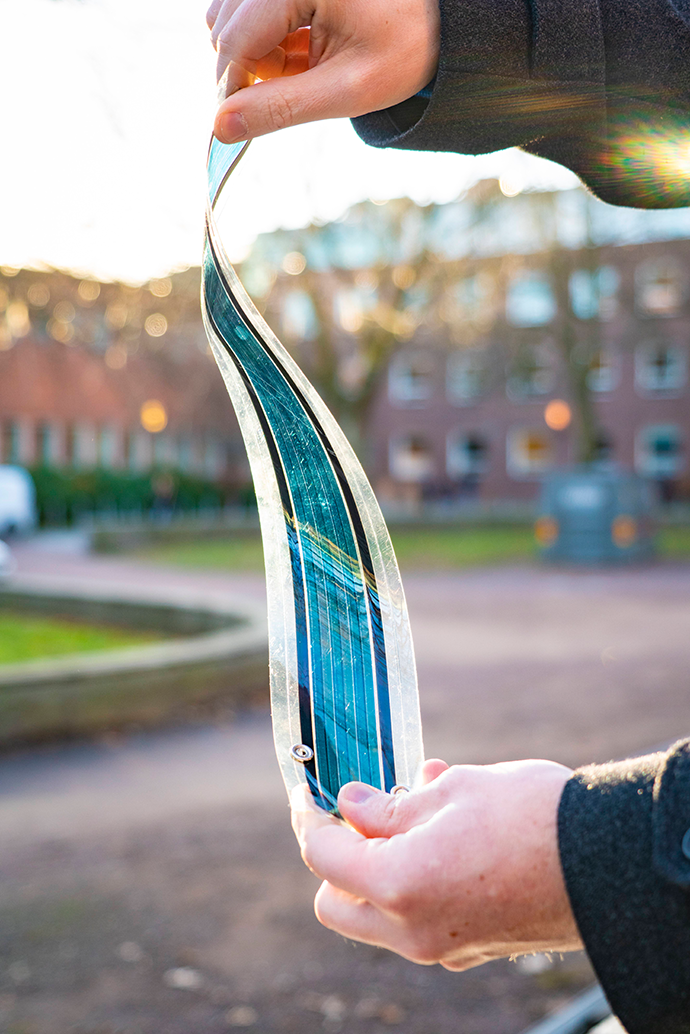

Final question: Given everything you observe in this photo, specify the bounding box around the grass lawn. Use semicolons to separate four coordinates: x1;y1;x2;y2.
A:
140;525;537;572
659;526;690;558
139;523;690;574
0;611;160;666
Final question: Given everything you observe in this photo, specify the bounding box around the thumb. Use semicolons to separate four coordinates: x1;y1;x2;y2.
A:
338;782;438;839
214;59;362;143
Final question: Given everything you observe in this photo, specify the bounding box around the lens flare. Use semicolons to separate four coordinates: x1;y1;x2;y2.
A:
595;115;690;207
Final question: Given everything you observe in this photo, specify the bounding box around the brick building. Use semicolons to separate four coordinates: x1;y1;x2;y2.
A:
240;182;690;506
370;236;690;504
0;266;246;487
4;182;689;514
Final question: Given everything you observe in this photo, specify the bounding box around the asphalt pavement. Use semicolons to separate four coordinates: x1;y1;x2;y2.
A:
0;540;687;1033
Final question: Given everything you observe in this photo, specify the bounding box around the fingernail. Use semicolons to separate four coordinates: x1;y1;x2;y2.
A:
217;111;248;144
340;782;379;805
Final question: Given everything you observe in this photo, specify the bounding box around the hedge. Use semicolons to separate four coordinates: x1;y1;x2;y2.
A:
29;466;255;526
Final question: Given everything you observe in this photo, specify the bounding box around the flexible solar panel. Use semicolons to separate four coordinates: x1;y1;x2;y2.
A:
202;137;423;813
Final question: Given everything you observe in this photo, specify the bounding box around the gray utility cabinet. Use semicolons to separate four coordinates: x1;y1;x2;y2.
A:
536;469;655;564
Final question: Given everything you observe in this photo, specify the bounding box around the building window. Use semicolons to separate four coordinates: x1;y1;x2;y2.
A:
98;426;119;468
153;433;173;467
587;350;620;393
507;345;555;399
593;430;615;463
447;350;487;404
635;342;686;393
178;436;195;472
635;260;686;317
570;266;619;320
65;424;78;467
1;421;20;464
447;432;488;479
506;273;556;327
36;422;53;465
282;290;318;340
389;435;434;482
73;423;97;468
388;352;434;406
635;425;684;477
507;428;554;477
128;431;151;471
204;437;224;479
444;275;491;323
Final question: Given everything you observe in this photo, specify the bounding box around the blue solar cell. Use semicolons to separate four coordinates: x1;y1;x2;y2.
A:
202;137;423;812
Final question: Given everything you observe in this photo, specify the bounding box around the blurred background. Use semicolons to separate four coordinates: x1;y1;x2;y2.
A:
0;0;689;1032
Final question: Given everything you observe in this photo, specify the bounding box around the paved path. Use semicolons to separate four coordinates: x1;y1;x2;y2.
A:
4;544;689;842
1;542;688;1033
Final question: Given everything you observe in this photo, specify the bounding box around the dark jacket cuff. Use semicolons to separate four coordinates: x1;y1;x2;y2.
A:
352;0;605;162
558;740;690;1034
352;0;690;208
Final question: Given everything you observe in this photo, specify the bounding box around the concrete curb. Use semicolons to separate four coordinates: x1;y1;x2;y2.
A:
0;579;269;745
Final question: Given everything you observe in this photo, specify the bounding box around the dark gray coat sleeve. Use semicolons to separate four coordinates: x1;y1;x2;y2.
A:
352;0;690;208
558;740;690;1034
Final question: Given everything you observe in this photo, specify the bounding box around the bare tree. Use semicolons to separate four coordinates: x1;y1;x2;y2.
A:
242;182;607;467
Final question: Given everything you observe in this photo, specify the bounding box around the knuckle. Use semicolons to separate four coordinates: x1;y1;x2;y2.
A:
265;90;296;131
377;871;415;915
216;30;233;54
406;932;441;966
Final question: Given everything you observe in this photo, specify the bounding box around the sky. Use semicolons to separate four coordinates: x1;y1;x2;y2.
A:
0;0;580;283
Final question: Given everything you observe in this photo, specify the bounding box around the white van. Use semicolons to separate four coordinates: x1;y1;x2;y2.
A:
0;465;36;537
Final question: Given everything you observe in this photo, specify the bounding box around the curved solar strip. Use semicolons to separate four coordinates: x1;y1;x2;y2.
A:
202;137;423;812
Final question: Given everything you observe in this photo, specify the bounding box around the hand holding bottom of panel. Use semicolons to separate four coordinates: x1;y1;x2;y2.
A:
291;757;582;970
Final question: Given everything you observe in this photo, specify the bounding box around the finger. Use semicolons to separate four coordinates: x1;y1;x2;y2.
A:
290;782;363;877
421;758;450;785
291;785;400;902
254;45;310;81
209;0;244;45
214;57;366;142
215;0;300;70
337;778;444;839
206;0;225;32
315;883;437;965
314;881;394;947
290;783;343;849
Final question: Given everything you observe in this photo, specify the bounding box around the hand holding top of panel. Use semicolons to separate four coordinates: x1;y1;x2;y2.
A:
207;0;440;144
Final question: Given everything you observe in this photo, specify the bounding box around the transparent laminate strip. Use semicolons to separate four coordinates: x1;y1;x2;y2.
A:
202;136;424;810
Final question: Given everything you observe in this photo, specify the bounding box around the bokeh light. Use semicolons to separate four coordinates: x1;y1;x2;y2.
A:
47;318;74;344
282;252;307;276
6;301;30;338
612;515;637;548
27;283;50;308
140;399;167;433
78;279;101;303
534;516;559;547
145;313;168;337
53;301;76;323
544;399;572;431
149;278;172;298
105;303;128;330
392;265;416;290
